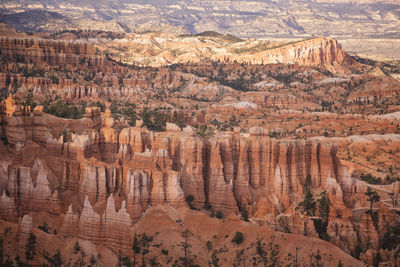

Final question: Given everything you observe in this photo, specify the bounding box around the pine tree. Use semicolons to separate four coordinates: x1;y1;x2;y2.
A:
42;249;64;267
317;191;331;240
305;174;312;191
269;241;280;266
240;205;249;222
178;230;195;267
298;190;316;216
254;238;268;265
233;249;245;267
297;175;316;216
25;233;37;265
0;227;12;266
318;191;331;222
139;233;153;266
132;232;140;267
62;129;68;143
0;236;3;265
365;189;380;214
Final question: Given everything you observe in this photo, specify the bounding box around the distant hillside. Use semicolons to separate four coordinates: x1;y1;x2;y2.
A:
0;0;399;38
0;10;74;33
194;31;244;43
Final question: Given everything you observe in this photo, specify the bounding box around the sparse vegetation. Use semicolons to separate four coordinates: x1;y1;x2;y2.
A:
381;222;400;251
1;20;399;267
186;195;195;210
215;211;223;219
38;222;50;233
183;31;243;43
360;173;382;185
42;249;63;267
141;108;168;132
297;175;316;216
240;205;249;222
43;101;85;119
315;191;331;241
232;232;244;245
25;233;37;265
366;189;380;211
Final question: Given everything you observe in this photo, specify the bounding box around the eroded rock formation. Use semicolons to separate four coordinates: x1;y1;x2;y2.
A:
0;97;398;265
0;37;104;67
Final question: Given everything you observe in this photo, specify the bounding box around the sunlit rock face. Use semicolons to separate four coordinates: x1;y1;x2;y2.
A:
1;0;400;39
1;99;395;261
0;37;104;67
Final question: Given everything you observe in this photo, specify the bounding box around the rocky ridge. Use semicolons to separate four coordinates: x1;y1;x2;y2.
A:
101;34;358;73
1;0;400;39
0;29;356;73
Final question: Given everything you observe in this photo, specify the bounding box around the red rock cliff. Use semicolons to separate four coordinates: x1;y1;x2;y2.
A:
213;37;357;74
0;37;104;66
0;100;397;264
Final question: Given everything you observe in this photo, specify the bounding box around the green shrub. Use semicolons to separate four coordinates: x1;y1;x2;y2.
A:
360;173;381;184
216;211;223;219
240;205;249;222
231;232;244;245
38;221;49;233
43;101;85;119
206;241;212;251
186;195;195;209
141;108;167;131
381;222;400;251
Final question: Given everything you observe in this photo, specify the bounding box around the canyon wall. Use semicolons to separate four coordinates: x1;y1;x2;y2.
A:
212;37;356;73
0;34;356;73
1;96;398;264
0;37;104;66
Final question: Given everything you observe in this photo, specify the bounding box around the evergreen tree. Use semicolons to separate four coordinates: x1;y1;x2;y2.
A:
185;195;195;210
254;238;268;266
298;190;316;216
90;255;97;266
62;129;68;143
365;189;380;214
25;233;37;265
0;234;4;264
305;174;312;191
233;249;245;267
178;230;195;267
139;233;153;266
240;205;249;222
268;241;280;267
42;249;64;267
318;191;331;222
297;175;316;216
132;232;140;267
2;256;14;267
0;227;12;266
232;232;244;245
74;241;81;254
317;191;331;240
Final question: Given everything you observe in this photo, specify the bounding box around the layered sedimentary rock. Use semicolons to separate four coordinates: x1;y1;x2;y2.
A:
101;34;358;73
0;73;52;90
0;98;398;263
61;195;132;252
212;37;356;73
0;102;345;217
0;37;104;66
